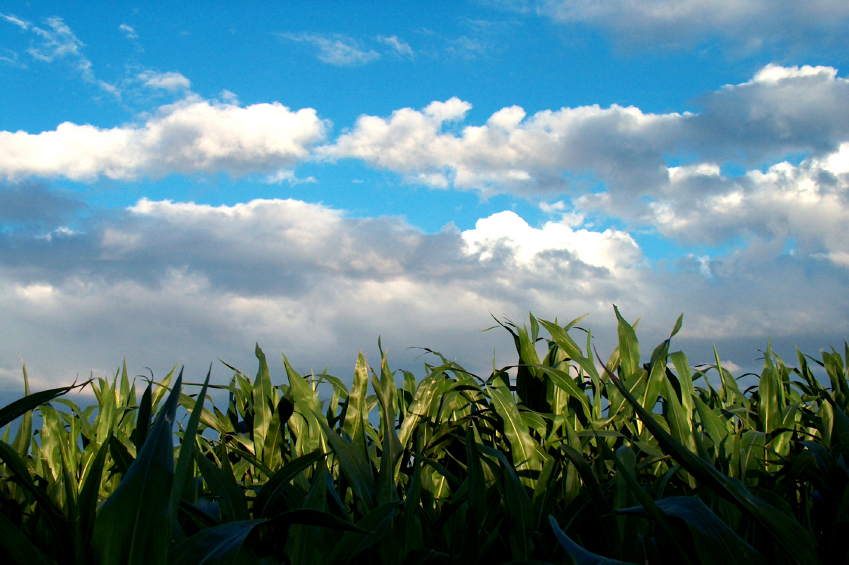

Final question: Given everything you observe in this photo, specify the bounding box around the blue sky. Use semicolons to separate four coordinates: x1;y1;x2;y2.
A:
2;1;849;391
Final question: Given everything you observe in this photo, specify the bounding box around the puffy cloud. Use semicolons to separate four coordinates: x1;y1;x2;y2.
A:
324;65;849;257
645;143;849;265
534;0;849;50
0;97;327;181
326;96;681;195
328;65;849;199
280;32;380;66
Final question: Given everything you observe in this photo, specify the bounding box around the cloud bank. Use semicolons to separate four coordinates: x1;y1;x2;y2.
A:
0;97;326;181
2;194;847;391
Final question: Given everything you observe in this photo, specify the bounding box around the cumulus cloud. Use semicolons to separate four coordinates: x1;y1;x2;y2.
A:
281;32;380;66
325;96;681;195
0;97;327;181
328;65;849;196
324;65;849;257
534;0;849;50
646;143;849;260
1;196;846;391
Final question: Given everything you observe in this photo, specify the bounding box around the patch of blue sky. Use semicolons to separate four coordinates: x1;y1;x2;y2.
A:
632;228;749;266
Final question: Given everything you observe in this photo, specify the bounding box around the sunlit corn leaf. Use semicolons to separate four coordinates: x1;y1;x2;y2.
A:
486;382;539;474
342;352;370;457
614;305;640;379
10;363;32;457
600;352;824;565
251;345;274;465
316;412;376;512
91;369;183;565
0;377;84;430
373;353;403;505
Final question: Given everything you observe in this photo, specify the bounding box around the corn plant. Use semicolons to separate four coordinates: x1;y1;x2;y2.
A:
0;306;847;564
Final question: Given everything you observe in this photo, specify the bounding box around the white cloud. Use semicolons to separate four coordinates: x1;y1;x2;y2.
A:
0;96;327;181
118;24;138;40
325;65;849;256
2;15;117;95
534;0;849;50
462;210;642;273
139;70;191;91
2;196;847;390
376;35;414;57
325;97;681;194
263;169;317;185
1;13;29;30
645;143;849;267
281;32;380;66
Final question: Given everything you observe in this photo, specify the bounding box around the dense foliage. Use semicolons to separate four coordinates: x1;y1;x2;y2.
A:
1;307;848;564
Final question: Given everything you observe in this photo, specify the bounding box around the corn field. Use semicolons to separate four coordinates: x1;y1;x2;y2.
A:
1;307;848;564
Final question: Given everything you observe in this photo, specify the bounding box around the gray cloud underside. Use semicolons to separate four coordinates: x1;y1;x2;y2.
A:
532;0;849;51
1;195;846;391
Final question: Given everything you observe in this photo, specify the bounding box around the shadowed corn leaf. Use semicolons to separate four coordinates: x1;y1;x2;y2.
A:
549;515;631;565
91;369;184;565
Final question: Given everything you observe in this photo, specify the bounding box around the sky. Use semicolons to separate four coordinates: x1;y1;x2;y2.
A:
2;1;849;396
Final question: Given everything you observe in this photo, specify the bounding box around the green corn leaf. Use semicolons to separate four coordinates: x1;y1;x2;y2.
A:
549;515;632;565
486;382;539;472
596;435;694;565
192;443;248;522
315;412;376;511
11;363;32;457
168;520;259;565
252;449;326;518
325;501;402;565
0;440;64;517
397;371;444;449
79;436;111;548
251;344;273;464
132;382;153;451
373;354;403;503
342;352;370;455
92;369;183;565
0;512;59;565
614;305;640;378
169;366;212;535
654;496;766;565
0;378;84;430
108;434;134;476
600;353;824;565
669;351;696;423
283;354;326;457
526;364;592;421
